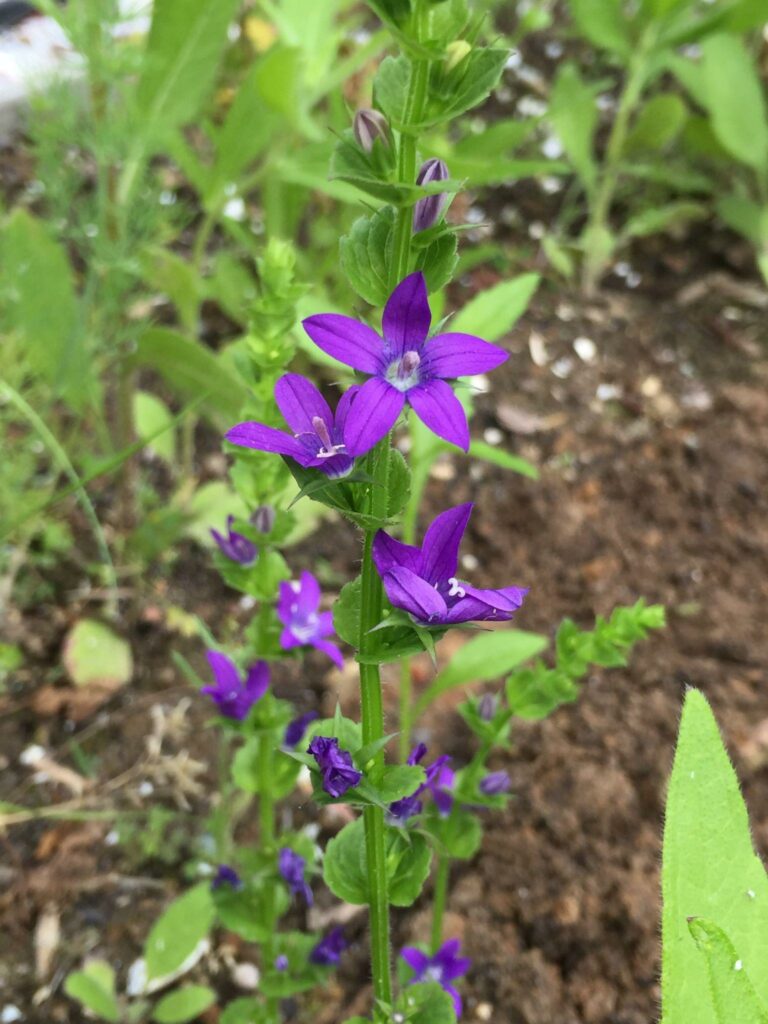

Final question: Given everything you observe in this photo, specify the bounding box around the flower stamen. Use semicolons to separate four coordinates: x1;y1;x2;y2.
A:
447;577;466;598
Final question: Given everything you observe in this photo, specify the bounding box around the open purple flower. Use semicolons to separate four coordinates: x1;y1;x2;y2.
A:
372;502;528;627
401;939;471;1016
479;770;510;796
277;571;344;668
308;736;362;798
225;373;360;479
201;651;269;721
284;710;319;747
388;744;455;822
211;864;243;891
278;847;313;905
310;927;348;966
302;272;507;454
210;515;257;566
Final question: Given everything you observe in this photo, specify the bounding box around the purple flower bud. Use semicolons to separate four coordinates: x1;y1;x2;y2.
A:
479;770;510;796
308;736;362;798
250;505;276;534
353;108;391;153
274;954;289;972
478;693;497;722
211;864;242;890
284;709;318;747
278;847;313;905
210;516;257;566
310;927;348;966
413;158;450;233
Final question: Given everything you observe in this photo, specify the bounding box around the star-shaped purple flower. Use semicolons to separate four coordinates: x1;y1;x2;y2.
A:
225;373;360;479
310;927;348;966
278;847;313;905
302;272;508;454
307;736;362;798
210;515;257;565
277;571;344;668
372;503;528;627
388;743;455;822
201;651;269;721
401;939;471;1016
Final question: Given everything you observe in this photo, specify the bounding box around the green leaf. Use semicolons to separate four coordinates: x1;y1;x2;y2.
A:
387;448;411;519
699;34;768;173
62;619;132;690
450;273;540;341
395;981;457;1023
624;93;687;155
134;391;176;463
64;962;119;1023
427;806;482;860
232;741;301;798
468;441;539;480
415;231;459;295
374;55;411;127
549;63;598;193
361;765;425;804
340;207;395;306
132;328;248;428
220;998;271;1024
506;665;579;719
323;819;432;906
1;209;89;409
570;0;632;55
688;919;768;1024
716;196;768;247
153;986;216;1024
622;202;707;240
436;49;509;124
388;829;432;906
334;577;362;648
145;885;215;982
414;630;548;719
661;690;768;1024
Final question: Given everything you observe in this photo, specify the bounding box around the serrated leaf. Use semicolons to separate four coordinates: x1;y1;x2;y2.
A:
414;231;459;294
340;207;395;306
145;885;214;982
152;986;216;1024
450;273;539;341
323;818;431;906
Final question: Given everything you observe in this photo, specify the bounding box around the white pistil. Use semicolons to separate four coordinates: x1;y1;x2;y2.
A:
447;577;466;598
310;416;345;458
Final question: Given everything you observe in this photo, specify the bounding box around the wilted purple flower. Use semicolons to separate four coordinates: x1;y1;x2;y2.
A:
211;864;243;891
284;710;319;747
308;736;362;798
401;939;471;1016
478;692;497;721
201;652;269;721
210;516;257;566
278;847;313;905
250;505;276;533
479;770;511;796
302;273;507;454
373;503;528;627
274;954;289;972
353;108;391;153
310;927;348;966
226;373;361;479
413;158;450;233
277;571;344;668
388;744;454;822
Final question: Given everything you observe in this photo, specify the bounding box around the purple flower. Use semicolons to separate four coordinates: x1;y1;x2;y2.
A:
302;272;507;454
211;864;243;891
277;571;344;668
388;744;454;822
225;373;361;479
274;954;289;972
479;770;511;796
201;651;269;721
308;736;362;798
250;505;276;533
372;502;528;627
284;710;319;747
278;847;313;905
310;927;348;966
413;158;450;233
353;108;391;153
210;516;257;566
401;939;471;1016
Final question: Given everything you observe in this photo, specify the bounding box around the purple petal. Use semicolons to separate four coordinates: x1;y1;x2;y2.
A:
334;385;360;434
444;983;462;1017
382;273;431;356
372;529;423;576
422;333;509;378
275;373;333;434
444;585;528;624
381;566;448;623
433;787;454;816
312;638;345;669
296;570;321;616
206;650;240;691
244;661;270;701
225;422;311;463
401;947;430;975
302;314;384;374
420;504;473;585
342;377;405;456
316;610;335;637
279;626;303;650
407;378;470;451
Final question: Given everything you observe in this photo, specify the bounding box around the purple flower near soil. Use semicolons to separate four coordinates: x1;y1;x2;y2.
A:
284;710;319;747
277;570;344;668
413;157;450;233
278;847;313;905
211;864;243;891
302;272;507;455
210;515;257;566
388;744;455;822
479;770;511;796
401;939;471;1016
201;651;269;721
310;927;348;966
373;502;528;627
225;373;361;479
307;736;362;798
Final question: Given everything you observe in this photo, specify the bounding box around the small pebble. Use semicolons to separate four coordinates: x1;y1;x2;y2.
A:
552;357;573;379
1;1008;22;1023
476;1004;493;1021
483;428;503;446
573;337;597;362
20;745;45;766
232;962;260;990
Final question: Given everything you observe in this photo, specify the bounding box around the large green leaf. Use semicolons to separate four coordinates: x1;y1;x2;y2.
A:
548;63;598;193
323;818;431;907
145;885;215;982
624;93;687;155
414;630;547;718
661;690;768;1023
153;986;216;1024
570;0;632;56
700;34;768;173
688;919;768;1024
132;328;248;428
450;273;539;342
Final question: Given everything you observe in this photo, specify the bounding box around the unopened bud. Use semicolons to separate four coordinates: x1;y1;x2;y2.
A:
445;39;471;72
250;505;276;534
353;109;391;154
478;693;497;722
413;158;450;233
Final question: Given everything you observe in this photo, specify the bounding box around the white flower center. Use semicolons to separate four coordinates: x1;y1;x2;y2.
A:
386;350;421;392
447;577;466;598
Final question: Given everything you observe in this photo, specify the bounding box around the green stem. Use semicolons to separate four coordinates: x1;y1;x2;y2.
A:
430;855;451;953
